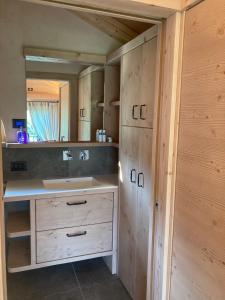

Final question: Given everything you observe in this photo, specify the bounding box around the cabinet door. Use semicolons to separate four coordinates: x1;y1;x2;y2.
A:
121;46;142;127
78;77;84;121
121;38;157;128
135;128;153;300
82;74;91;121
119;126;153;300
119;126;139;298
78;120;91;141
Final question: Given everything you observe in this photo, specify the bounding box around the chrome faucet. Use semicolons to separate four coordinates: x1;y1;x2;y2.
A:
79;150;89;161
63;150;73;161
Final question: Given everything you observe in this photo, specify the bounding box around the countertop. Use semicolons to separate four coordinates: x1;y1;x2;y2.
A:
4;175;118;202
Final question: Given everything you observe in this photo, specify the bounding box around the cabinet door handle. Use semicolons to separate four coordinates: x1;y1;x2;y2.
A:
82;108;86;117
137;172;144;188
79;109;83;117
130;169;136;183
66;231;87;238
132;105;139;120
140;104;147;120
66;200;87;206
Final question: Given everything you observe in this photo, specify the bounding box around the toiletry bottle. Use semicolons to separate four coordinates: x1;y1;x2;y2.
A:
96;129;100;142
98;130;103;142
102;130;106;143
17;127;28;144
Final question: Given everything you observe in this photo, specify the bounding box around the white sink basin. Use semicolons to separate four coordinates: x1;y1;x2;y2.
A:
43;177;99;190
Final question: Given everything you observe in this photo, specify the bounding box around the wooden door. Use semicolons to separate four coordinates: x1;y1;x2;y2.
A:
121;38;157;129
170;1;225;299
135;128;153;300
119;126;139;298
0;122;7;300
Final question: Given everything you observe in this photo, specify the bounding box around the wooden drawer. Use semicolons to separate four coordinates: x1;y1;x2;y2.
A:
36;193;113;231
36;223;113;263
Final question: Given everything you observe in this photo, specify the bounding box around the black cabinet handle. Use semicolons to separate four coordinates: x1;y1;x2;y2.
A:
79;109;83;117
130;169;136;183
67;200;87;206
66;231;87;238
140;104;147;120
132;105;139;120
137;172;144;188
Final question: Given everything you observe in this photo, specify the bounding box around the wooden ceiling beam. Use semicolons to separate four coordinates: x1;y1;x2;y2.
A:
182;0;204;10
23;47;106;65
19;0;179;21
72;11;138;43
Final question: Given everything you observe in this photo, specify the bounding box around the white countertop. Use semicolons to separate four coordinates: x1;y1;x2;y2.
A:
4;175;118;202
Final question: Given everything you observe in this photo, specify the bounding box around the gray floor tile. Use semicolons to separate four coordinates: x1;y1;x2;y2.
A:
7;259;131;300
43;288;83;300
82;280;131;300
7;263;78;300
73;258;118;288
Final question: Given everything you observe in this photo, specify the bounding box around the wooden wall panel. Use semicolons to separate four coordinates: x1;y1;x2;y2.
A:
0;122;7;300
171;1;225;299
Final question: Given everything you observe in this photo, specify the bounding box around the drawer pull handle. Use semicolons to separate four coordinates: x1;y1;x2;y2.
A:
66;200;87;206
66;231;87;238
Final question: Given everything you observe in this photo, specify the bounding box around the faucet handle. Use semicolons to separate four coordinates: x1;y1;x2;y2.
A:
79;150;89;161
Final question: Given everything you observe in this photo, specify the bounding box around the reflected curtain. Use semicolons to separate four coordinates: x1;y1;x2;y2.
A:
27;101;59;141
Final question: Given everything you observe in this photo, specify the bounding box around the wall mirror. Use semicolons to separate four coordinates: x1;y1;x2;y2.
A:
25;53;101;143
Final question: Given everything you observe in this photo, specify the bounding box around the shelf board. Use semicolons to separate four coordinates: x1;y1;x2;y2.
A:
110;101;120;106
97;102;105;107
8;238;31;273
7;211;30;238
5;142;119;149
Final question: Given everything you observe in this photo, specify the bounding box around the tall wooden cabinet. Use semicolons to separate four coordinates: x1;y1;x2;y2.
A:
119;36;157;300
78;67;104;141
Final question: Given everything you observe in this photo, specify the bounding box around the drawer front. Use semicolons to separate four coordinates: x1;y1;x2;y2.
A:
36;193;113;231
36;223;113;263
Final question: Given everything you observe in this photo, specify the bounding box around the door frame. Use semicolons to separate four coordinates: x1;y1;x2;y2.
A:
1;1;192;300
0;121;7;300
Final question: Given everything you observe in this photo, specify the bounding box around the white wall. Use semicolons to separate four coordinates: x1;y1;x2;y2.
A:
0;0;121;142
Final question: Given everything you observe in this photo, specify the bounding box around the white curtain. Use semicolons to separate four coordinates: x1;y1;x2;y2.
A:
27;101;59;141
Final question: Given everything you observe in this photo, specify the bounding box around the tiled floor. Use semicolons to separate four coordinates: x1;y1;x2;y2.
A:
7;258;132;300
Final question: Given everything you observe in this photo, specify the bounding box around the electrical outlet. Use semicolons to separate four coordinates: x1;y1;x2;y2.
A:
11;161;27;172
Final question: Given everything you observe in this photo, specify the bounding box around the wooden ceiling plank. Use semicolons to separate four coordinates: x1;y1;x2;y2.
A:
19;0;177;21
23;47;106;65
72;11;138;43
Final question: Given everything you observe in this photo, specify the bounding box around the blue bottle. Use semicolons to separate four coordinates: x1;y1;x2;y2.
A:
16;127;28;144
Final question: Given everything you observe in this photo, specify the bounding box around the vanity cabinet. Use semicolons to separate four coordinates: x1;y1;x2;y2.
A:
120;37;157;129
78;67;104;141
4;188;118;274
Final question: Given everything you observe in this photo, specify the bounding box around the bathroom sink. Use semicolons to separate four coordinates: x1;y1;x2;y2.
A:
43;177;99;190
